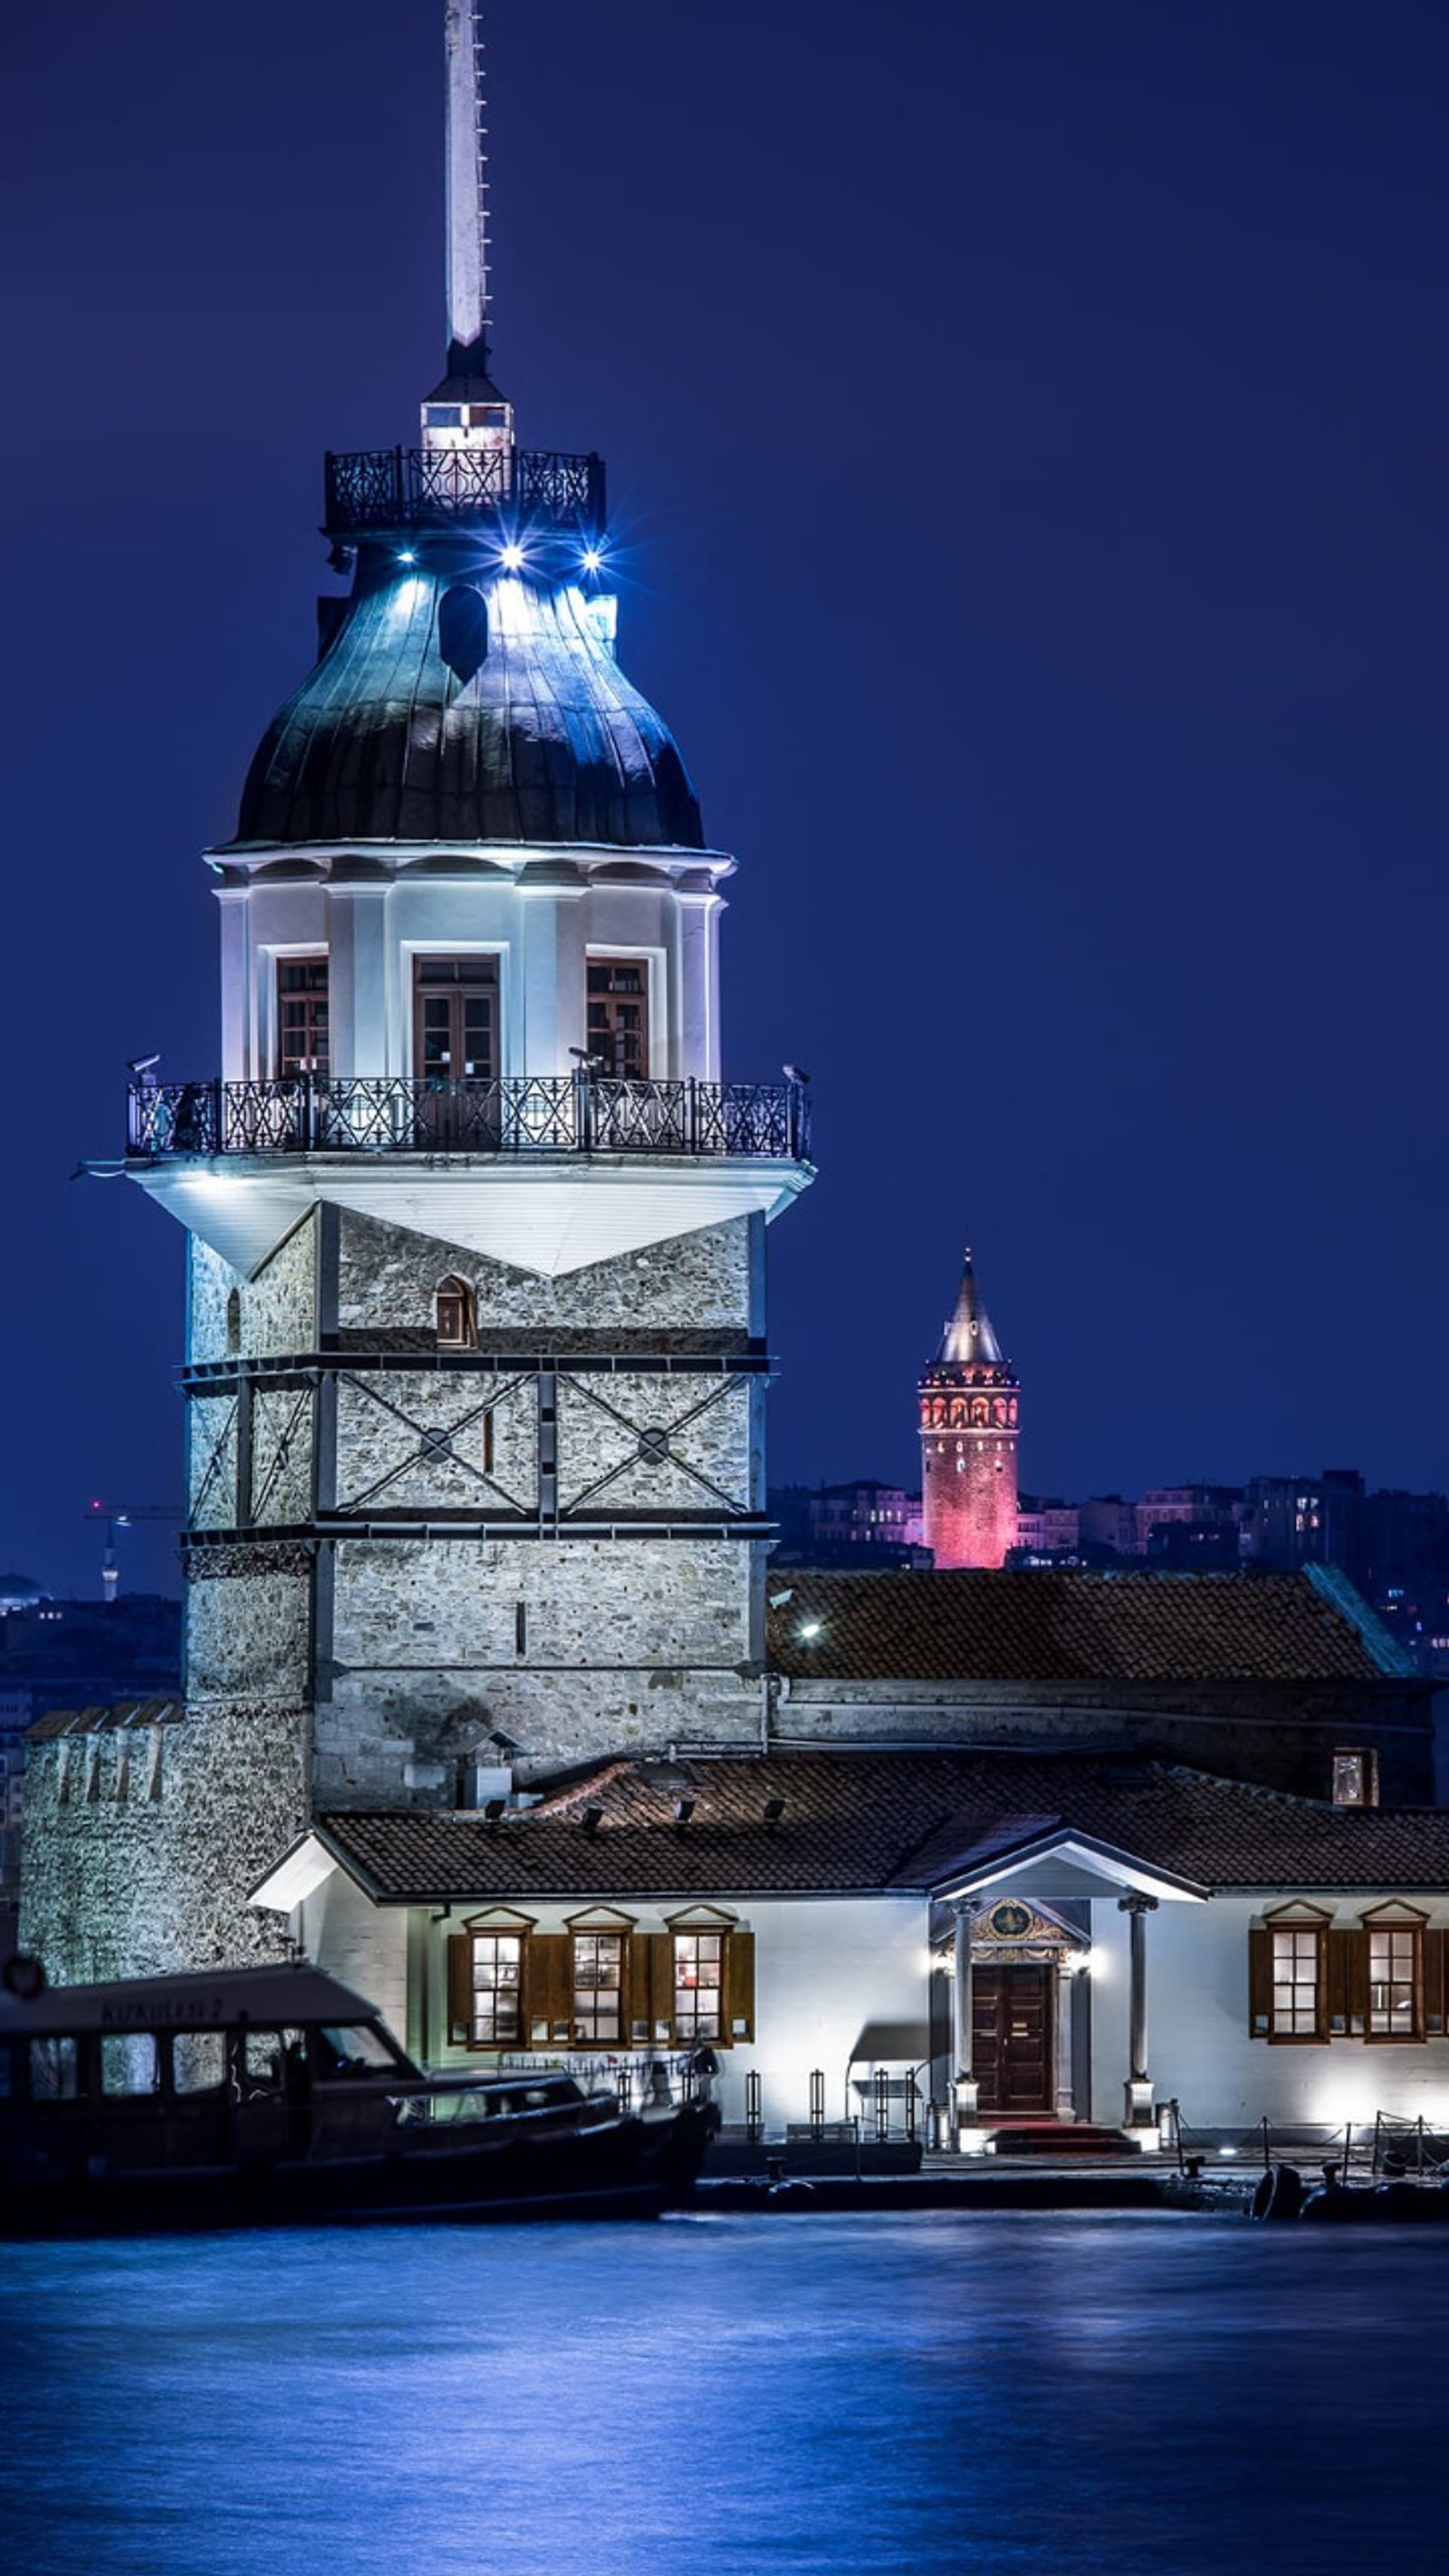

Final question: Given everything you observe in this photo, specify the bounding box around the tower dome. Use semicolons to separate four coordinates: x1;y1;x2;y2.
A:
235;549;704;851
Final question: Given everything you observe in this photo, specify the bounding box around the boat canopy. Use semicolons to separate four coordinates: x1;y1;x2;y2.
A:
0;1961;383;2040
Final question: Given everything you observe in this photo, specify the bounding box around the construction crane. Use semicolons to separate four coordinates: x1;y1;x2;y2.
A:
83;1502;183;1603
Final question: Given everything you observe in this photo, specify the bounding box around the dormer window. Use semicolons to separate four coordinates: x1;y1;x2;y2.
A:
436;1275;477;1350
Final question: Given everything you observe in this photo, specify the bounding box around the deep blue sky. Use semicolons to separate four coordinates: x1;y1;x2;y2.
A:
4;0;1447;1599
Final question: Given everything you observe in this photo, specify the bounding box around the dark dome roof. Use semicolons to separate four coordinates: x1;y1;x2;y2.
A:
235;554;704;850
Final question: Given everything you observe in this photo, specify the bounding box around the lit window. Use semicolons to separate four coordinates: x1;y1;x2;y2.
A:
1368;1924;1421;2040
470;1932;523;2047
572;1933;624;2044
1271;1927;1323;2038
673;1932;724;2043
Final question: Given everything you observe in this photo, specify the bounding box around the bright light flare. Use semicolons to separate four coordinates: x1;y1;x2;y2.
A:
500;542;525;571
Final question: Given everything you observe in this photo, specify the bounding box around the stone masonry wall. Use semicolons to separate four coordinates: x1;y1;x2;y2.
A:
321;1533;762;1798
186;1548;312;1703
188;1216;318;1361
335;1208;758;1337
22;1701;309;1984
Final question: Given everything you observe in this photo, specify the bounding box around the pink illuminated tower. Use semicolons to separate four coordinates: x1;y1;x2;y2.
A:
918;1247;1021;1568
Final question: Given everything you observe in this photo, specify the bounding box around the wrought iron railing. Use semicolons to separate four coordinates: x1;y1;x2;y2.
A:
127;1073;811;1163
324;445;606;536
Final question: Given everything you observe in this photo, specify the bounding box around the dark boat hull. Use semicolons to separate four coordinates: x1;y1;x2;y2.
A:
2;2102;717;2238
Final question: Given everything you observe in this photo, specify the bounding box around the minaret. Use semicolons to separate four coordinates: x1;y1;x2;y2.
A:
39;5;812;1981
918;1248;1020;1569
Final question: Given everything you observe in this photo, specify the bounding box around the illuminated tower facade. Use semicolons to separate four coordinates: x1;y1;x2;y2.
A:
28;5;811;1979
918;1249;1020;1570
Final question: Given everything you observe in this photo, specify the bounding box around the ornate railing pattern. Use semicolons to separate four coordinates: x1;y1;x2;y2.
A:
128;1074;811;1163
324;445;606;536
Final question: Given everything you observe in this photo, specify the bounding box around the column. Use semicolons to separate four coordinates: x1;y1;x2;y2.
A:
1054;1956;1078;2121
1118;1893;1158;2128
952;1900;980;2148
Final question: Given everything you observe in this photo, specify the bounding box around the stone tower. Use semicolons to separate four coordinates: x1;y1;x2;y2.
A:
26;2;811;1980
918;1249;1020;1569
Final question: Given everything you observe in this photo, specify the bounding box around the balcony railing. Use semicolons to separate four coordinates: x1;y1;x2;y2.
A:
127;1074;811;1163
324;445;606;538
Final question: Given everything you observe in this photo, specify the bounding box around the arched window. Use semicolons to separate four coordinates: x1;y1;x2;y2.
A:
226;1289;242;1355
436;1274;477;1350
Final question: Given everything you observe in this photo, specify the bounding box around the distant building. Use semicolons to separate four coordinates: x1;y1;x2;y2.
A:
0;1591;181;1719
918;1249;1020;1570
1077;1495;1141;1557
770;1482;927;1569
1012;1497;1082;1562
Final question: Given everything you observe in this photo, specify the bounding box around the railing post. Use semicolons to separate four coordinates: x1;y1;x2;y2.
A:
209;1079;223;1155
809;2069;825;2141
744;2069;763;2145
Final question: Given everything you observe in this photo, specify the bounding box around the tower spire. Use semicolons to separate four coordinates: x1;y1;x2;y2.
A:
445;0;491;371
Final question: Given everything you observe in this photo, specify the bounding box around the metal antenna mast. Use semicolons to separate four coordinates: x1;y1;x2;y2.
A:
445;0;492;369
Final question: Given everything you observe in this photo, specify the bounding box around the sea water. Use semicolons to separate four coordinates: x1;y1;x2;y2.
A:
2;2210;1444;2575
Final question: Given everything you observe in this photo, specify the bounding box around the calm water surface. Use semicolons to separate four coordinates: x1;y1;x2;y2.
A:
2;2211;1444;2575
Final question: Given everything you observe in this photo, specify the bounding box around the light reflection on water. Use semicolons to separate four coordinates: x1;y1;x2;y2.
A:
3;2211;1446;2575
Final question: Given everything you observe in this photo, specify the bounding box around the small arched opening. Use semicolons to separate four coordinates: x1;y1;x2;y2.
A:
436;1274;477;1350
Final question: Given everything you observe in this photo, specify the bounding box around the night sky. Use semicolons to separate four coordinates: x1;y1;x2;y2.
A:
5;0;1448;1600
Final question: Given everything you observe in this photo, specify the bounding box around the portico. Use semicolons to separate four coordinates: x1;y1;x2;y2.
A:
932;1826;1207;2148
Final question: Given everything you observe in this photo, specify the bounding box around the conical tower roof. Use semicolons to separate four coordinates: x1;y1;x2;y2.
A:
934;1247;1007;1369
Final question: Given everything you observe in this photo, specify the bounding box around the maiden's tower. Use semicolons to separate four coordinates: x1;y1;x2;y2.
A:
24;1;811;1979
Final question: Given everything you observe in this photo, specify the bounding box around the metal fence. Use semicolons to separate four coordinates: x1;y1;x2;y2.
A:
127;1072;811;1163
1161;2098;1449;2178
324;443;605;536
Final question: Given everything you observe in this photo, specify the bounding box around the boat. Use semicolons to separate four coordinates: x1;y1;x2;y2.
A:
0;1956;718;2235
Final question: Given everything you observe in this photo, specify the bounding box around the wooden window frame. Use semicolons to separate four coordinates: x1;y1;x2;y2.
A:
275;953;330;1080
585;952;654;1081
435;1274;478;1350
447;1909;537;2052
1252;1904;1333;2044
1361;1903;1429;2045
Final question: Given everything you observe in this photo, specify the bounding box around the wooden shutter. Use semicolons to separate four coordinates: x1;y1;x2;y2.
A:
1329;1927;1370;2036
638;1932;675;2044
1424;1927;1448;2037
1325;1928;1350;2036
446;1933;472;2048
724;1929;755;2045
523;1934;573;2047
1248;1927;1271;2037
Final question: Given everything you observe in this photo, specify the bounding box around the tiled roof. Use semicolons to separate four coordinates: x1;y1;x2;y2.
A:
765;1566;1415;1683
316;1748;1449;1902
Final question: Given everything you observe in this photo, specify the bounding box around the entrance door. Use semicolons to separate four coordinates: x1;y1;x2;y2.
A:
972;1963;1053;2116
